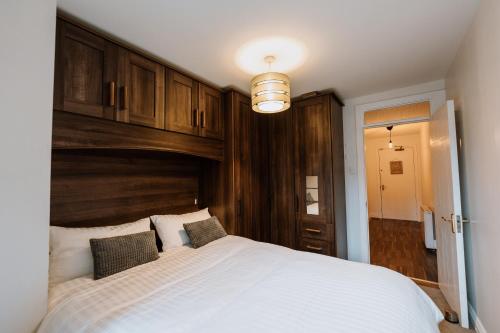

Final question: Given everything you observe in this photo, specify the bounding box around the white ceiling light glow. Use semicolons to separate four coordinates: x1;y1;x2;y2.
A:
236;37;307;75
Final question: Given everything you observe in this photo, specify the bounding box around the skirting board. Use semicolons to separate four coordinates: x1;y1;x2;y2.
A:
469;303;487;333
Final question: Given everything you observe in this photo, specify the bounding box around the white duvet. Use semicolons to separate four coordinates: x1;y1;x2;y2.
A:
38;236;443;333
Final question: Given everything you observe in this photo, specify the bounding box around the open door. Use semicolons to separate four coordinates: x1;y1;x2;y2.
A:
430;100;468;328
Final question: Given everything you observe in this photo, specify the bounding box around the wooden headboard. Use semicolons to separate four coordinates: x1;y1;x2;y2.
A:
50;149;219;228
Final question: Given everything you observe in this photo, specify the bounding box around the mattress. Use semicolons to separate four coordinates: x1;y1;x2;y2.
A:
38;236;443;333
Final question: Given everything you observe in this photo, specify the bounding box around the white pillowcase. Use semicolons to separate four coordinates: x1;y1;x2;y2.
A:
49;218;151;286
151;208;211;251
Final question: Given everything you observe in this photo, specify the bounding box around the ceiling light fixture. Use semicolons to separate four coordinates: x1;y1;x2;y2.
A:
387;125;394;148
251;56;291;113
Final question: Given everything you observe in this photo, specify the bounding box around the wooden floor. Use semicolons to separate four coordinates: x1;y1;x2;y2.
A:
370;218;438;282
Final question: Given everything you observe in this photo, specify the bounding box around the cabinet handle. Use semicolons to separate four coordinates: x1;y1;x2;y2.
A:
200;111;205;128
193;109;198;127
109;81;116;107
295;195;299;213
306;245;323;251
121;86;129;110
305;228;321;234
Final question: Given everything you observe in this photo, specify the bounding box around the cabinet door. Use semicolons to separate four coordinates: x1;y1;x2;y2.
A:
117;50;165;129
235;94;254;238
165;70;198;135
199;84;224;140
293;96;334;226
54;19;117;119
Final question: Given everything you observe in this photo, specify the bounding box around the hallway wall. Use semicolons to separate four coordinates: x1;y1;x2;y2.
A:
365;133;424;221
446;0;500;330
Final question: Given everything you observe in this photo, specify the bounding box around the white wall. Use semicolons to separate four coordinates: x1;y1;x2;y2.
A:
0;0;56;332
446;0;499;331
343;80;446;262
419;122;434;211
365;133;423;221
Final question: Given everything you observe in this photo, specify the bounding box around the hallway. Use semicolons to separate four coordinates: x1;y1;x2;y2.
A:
370;218;438;282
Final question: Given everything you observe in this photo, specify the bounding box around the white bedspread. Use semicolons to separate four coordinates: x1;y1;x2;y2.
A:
38;236;443;333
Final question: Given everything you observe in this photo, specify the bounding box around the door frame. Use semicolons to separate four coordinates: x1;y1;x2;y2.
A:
354;90;445;263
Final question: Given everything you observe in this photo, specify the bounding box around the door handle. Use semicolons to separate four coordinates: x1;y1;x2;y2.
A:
109;81;116;107
121;86;129;110
193;109;198;127
440;213;457;234
200;111;205;128
381;184;385;191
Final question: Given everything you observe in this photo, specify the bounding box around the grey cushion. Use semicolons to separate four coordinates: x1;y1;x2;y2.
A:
90;230;159;280
183;216;227;248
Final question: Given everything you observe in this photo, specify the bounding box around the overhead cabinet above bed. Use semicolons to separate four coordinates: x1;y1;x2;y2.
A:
52;17;224;159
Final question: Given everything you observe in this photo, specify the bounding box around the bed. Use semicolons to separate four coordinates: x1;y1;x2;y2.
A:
38;235;443;333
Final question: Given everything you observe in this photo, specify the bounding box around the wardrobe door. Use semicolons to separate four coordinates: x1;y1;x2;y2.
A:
199;83;224;140
53;19;117;119
165;70;199;135
117;50;165;129
268;110;296;248
294;95;335;254
235;94;254;238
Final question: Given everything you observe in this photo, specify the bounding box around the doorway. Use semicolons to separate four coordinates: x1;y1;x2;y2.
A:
364;120;437;282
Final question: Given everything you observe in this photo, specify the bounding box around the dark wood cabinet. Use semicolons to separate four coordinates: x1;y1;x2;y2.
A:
117;50;165;129
166;70;198;135
293;94;347;258
53;19;117;119
199;83;224;140
224;91;269;241
54;18;223;137
266;93;347;258
166;75;223;140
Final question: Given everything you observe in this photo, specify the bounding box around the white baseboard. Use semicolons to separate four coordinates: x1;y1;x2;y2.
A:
469;303;487;333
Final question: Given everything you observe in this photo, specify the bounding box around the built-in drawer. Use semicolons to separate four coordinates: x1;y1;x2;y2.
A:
299;238;331;256
299;222;330;241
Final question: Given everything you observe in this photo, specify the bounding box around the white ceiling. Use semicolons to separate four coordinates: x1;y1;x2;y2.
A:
57;0;479;99
364;122;426;139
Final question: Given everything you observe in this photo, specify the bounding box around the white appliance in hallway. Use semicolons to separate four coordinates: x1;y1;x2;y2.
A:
431;100;468;328
378;147;419;221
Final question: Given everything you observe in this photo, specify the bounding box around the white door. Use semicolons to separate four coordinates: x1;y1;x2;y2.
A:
430;100;468;328
378;147;418;221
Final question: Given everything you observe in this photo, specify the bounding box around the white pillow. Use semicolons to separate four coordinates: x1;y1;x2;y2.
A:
151;208;211;251
49;218;151;285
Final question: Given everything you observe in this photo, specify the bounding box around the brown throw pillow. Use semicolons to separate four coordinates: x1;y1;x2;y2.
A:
90;230;159;280
183;216;227;248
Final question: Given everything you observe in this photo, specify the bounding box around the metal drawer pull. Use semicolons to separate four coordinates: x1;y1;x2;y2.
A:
306;245;323;251
305;228;321;234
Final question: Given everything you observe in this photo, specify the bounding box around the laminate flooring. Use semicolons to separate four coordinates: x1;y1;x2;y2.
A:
370;218;438;282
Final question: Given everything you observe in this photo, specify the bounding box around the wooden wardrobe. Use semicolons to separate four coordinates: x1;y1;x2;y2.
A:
225;91;347;259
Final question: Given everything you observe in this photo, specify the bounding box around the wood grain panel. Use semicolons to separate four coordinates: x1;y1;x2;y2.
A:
52;110;224;161
223;91;269;241
199;83;223;140
166;70;198;135
117;50;165;129
268;110;296;248
54;18;117;119
50;150;201;227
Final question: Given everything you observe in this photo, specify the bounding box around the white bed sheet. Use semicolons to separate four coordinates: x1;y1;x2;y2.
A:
38;236;443;333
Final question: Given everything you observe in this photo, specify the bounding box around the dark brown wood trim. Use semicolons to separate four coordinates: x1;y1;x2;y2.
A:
52;110;224;161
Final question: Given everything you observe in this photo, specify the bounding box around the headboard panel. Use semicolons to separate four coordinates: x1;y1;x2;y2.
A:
50;149;202;227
